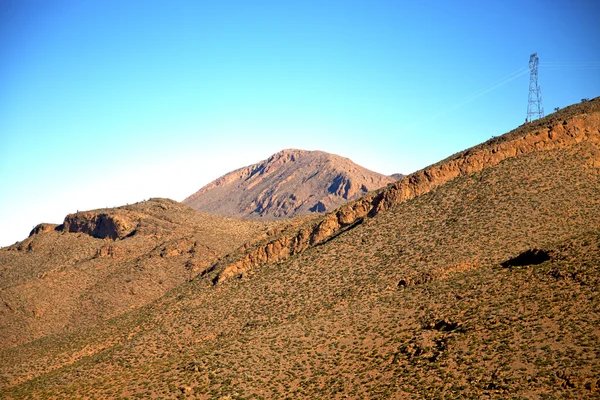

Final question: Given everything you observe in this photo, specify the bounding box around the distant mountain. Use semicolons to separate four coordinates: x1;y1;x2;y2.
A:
183;149;396;218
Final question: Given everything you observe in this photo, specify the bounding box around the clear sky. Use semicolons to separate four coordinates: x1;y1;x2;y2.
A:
1;0;599;246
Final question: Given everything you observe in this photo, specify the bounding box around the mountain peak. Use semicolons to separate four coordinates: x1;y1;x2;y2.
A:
183;149;395;219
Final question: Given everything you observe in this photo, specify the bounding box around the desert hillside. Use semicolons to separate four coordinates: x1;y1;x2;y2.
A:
1;97;600;398
183;149;397;219
0;198;288;349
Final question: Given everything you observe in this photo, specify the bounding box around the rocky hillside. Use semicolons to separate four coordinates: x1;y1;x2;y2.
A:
183;149;396;219
200;97;600;285
1;98;600;398
0;199;283;349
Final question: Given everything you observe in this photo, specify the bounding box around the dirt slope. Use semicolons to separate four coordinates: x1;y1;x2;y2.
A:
183;149;396;219
0;198;281;349
1;98;600;398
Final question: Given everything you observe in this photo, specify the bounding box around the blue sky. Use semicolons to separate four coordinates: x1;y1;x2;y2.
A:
1;0;599;246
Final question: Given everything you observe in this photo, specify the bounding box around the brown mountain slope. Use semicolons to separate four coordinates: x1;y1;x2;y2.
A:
0;198;284;349
183;149;396;218
2;98;600;398
200;97;600;284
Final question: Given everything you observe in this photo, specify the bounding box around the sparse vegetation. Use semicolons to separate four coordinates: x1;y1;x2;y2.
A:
1;98;599;398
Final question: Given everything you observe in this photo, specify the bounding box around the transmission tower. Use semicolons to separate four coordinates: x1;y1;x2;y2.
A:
526;53;544;122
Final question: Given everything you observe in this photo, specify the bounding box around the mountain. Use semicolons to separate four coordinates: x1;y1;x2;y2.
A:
1;97;600;398
183;149;397;219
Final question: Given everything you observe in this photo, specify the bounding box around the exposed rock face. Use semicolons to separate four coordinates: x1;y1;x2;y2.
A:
183;149;396;219
60;212;137;240
207;99;600;284
29;223;58;237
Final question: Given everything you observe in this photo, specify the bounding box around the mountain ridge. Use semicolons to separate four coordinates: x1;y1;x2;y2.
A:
203;97;600;284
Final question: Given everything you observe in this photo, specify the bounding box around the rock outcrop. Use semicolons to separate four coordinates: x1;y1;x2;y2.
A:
208;99;600;284
29;223;59;237
183;149;396;219
59;211;138;240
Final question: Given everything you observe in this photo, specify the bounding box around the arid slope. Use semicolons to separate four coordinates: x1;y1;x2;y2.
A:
0;198;280;349
1;98;600;398
183;149;396;219
201;97;600;285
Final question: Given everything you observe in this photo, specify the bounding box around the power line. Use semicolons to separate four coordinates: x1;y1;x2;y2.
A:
540;61;600;65
540;61;600;70
542;66;600;71
431;67;528;120
429;58;594;122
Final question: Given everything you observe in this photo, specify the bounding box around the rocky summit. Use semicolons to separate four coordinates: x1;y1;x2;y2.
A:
183;149;397;219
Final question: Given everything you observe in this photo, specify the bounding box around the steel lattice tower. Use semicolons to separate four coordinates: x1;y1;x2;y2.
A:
526;53;544;122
